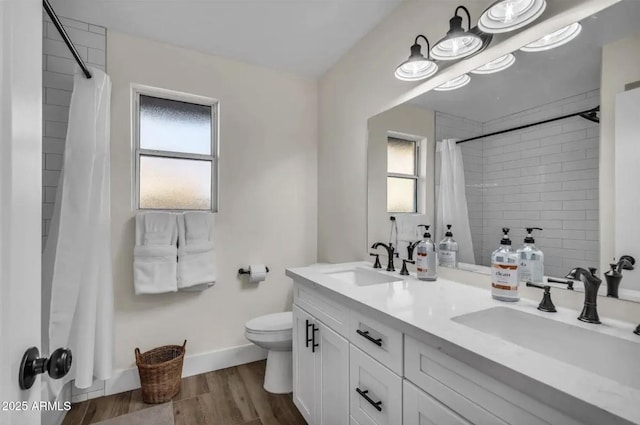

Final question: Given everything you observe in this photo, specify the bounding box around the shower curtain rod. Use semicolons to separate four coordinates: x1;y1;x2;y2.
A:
456;106;600;144
43;0;92;79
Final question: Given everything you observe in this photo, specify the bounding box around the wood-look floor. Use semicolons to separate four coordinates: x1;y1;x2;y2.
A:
61;360;307;425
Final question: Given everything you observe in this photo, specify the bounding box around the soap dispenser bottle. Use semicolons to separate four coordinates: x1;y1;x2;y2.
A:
491;228;520;301
517;227;544;284
416;225;437;281
438;224;459;268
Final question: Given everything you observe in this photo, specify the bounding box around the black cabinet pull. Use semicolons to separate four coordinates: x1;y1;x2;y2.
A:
312;324;319;353
356;329;382;347
356;388;382;412
305;320;313;348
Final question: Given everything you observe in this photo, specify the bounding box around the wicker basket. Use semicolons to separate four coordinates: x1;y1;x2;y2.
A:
135;340;186;404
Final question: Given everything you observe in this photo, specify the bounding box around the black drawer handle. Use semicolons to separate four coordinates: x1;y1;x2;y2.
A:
356;388;382;412
312;324;319;353
305;320;313;348
356;329;382;347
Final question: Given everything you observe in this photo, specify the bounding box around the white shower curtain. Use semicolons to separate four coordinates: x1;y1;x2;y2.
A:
436;139;475;265
43;67;113;391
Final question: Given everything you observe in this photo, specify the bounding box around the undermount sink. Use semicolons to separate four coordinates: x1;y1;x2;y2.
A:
452;307;640;390
326;268;403;286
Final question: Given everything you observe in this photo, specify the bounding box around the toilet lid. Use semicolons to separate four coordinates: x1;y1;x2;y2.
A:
246;311;292;333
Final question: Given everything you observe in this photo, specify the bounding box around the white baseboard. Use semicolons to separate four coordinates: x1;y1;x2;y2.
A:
104;343;267;396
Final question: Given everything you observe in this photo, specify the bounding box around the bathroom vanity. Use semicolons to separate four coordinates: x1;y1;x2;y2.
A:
286;262;640;425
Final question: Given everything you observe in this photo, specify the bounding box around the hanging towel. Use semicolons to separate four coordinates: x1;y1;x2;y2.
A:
393;213;428;259
177;212;216;291
134;212;178;295
394;213;429;241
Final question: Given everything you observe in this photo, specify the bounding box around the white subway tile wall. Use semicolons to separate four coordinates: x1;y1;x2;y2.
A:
436;90;600;278
42;13;106;246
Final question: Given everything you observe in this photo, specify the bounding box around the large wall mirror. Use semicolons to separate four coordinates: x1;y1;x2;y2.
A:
367;0;640;301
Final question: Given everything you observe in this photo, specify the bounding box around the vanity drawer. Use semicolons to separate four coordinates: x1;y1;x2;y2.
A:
349;309;403;375
294;281;349;337
403;379;505;425
350;345;402;425
404;335;582;425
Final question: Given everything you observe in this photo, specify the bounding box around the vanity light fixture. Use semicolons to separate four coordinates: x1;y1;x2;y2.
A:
471;53;516;74
520;22;582;52
478;0;546;34
394;35;438;81
434;74;471;91
431;6;483;60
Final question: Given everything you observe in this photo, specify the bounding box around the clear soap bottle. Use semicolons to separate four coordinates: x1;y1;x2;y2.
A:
517;227;544;284
438;224;459;268
491;228;520;301
416;225;437;281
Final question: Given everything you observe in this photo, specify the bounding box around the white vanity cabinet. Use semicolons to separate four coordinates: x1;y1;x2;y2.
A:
291;277;601;425
293;305;350;425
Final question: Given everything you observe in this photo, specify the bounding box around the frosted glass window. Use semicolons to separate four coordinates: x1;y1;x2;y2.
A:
139;156;211;210
134;88;218;211
140;95;212;155
387;138;416;174
387;177;416;213
387;136;419;213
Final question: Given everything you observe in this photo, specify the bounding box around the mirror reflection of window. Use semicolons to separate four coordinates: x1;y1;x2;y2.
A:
387;137;418;213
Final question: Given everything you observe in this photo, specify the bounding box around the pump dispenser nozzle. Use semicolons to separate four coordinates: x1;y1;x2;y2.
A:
417;224;431;238
524;227;543;243
445;224;453;237
501;228;511;245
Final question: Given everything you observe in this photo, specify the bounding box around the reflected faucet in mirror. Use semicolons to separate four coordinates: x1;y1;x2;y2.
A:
371;242;395;272
604;255;635;298
565;267;602;324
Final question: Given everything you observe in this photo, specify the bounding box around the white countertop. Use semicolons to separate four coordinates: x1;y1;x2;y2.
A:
286;261;640;425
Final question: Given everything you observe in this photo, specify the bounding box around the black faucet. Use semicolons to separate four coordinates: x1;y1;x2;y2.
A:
371;242;395;272
604;256;634;298
406;240;421;261
565;267;602;324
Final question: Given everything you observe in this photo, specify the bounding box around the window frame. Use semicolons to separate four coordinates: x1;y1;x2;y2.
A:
386;135;421;214
132;85;219;212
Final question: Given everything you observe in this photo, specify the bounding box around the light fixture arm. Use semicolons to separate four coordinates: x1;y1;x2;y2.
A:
413;35;432;59
455;5;472;31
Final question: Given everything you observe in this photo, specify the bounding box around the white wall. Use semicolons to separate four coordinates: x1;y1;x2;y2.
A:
108;32;317;373
41;14;106;246
317;0;619;263
602;31;640;285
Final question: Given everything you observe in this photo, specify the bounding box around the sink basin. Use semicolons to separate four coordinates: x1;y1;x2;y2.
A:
327;268;402;286
452;307;640;389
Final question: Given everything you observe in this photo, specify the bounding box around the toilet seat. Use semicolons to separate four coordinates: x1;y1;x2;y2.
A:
245;311;292;334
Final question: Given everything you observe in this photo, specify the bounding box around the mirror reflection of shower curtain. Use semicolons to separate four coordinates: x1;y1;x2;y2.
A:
436;139;475;264
42;67;113;393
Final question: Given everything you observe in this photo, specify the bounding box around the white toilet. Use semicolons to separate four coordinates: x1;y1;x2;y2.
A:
245;311;293;394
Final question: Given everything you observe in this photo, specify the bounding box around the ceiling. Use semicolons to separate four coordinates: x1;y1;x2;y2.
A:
410;0;640;123
51;0;404;78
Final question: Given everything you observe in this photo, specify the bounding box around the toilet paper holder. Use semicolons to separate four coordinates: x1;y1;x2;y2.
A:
238;266;270;275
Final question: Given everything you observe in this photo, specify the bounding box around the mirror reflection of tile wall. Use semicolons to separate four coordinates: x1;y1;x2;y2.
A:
436;90;599;279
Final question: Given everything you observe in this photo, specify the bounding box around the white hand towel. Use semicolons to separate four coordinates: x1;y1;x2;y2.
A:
395;214;428;241
393;214;429;260
134;213;178;295
177;212;216;290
